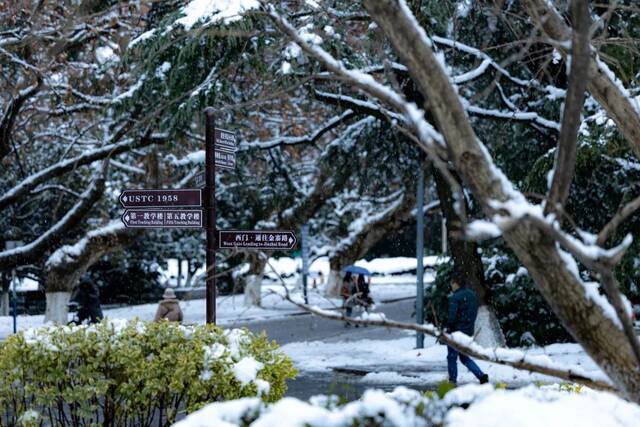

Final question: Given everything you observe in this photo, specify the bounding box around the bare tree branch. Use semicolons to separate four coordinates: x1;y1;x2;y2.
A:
0;161;109;270
524;0;640;161
0;76;42;160
241;110;359;150
545;0;591;214
596;193;640;247
0;130;161;211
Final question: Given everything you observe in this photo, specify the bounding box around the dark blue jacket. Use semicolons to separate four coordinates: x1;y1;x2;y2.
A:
447;287;479;335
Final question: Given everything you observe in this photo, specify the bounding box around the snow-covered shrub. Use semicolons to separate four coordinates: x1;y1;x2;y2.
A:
174;384;640;427
485;252;573;346
0;320;296;426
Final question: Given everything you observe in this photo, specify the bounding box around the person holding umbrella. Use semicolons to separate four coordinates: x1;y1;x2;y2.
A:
341;271;356;327
342;265;373;327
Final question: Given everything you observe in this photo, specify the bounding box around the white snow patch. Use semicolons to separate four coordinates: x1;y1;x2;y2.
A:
176;0;260;30
447;385;640;427
95;46;119;65
280;61;292;75
232;357;263;386
128;29;156;48
466;220;502;240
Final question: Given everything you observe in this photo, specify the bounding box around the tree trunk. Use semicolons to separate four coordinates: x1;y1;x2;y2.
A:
0;273;9;316
44;292;71;324
325;258;347;297
244;275;262;306
0;290;9;316
475;305;506;348
242;253;266;306
433;169;506;347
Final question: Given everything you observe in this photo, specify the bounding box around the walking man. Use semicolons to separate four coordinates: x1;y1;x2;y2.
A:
446;276;489;385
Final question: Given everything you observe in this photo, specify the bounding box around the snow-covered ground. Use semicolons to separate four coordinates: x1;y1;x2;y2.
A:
281;333;603;388
176;383;640;427
0;275;421;340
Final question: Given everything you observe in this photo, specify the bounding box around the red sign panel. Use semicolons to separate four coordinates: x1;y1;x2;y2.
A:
218;230;297;250
121;209;203;228
119;189;201;208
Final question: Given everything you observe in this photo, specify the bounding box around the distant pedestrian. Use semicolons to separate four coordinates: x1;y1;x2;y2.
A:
154;288;184;323
356;274;374;309
71;276;103;324
446;277;489;385
341;272;356;327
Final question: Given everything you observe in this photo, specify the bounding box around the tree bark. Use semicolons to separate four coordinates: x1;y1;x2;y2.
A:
44;292;71;324
433;170;487;302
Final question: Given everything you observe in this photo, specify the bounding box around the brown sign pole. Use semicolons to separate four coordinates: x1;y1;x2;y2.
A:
204;108;216;324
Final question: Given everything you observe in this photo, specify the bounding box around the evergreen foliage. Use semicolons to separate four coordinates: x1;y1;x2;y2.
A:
0;320;296;426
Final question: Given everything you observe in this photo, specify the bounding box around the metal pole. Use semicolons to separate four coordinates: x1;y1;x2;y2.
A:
204;108;217;324
416;166;425;349
301;224;309;304
12;269;17;334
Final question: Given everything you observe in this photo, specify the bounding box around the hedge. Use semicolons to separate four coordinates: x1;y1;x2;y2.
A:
0;319;296;426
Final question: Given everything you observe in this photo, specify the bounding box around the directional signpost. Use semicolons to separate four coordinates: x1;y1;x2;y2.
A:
215;128;237;152
119;189;201;208
214;127;236;171
117;112;297;326
218;230;297;250
215;150;236;170
122;209;202;228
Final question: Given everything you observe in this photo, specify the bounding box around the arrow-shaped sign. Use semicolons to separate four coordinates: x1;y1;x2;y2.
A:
119;189;202;208
218;230;297;250
121;209;203;228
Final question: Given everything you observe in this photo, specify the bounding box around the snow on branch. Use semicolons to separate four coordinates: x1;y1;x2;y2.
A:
466;105;560;131
0;164;108;270
0;132;158;211
452;58;493;84
242;109;359;150
109;159;145;175
266;5;445;151
432;36;536;89
314;90;405;123
524;0;640;160
44;220;135;293
46;221;125;268
315;190;408;259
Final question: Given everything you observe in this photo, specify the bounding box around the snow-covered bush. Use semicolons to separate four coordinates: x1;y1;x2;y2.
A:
174;384;640;427
485;252;573;346
0;320;296;426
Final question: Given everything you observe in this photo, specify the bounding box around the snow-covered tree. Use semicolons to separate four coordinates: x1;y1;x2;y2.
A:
262;0;640;401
